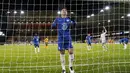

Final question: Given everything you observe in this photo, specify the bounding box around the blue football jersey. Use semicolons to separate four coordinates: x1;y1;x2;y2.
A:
86;36;92;43
33;36;39;44
52;17;76;42
120;38;129;43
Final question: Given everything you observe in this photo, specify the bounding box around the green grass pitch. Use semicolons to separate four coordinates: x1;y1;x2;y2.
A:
0;43;130;73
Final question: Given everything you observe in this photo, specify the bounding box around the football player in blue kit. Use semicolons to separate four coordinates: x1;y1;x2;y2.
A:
33;33;40;53
52;8;76;73
86;34;92;50
120;38;129;49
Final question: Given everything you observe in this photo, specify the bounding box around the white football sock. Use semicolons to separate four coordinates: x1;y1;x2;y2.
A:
34;48;37;53
87;46;89;49
124;44;127;49
88;46;90;50
90;46;92;49
60;54;65;70
69;54;74;68
38;48;40;52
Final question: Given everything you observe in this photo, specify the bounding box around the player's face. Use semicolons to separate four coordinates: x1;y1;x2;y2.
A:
88;34;90;36
35;34;37;36
61;9;67;16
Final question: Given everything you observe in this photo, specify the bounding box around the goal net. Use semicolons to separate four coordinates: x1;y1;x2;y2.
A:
0;0;130;73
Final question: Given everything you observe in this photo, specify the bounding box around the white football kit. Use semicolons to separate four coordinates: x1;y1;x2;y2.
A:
100;32;106;44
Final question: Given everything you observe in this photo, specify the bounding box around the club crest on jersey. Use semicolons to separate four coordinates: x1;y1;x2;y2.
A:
62;23;68;30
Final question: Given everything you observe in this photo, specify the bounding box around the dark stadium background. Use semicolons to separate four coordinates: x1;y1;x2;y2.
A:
0;0;129;43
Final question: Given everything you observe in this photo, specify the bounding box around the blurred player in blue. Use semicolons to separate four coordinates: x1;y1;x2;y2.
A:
86;34;92;50
52;8;76;73
33;33;40;53
120;37;129;49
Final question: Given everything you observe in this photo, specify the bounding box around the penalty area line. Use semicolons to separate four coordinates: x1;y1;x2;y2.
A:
0;62;130;69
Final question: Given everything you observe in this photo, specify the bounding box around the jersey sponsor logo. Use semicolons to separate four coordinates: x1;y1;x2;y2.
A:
62;23;68;30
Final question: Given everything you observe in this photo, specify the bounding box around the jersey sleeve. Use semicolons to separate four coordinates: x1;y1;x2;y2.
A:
91;36;93;39
104;29;107;34
52;18;57;28
70;19;76;26
33;37;35;43
68;17;76;26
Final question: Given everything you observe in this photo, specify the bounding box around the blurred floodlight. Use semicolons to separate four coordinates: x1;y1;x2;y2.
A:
121;16;124;18
91;14;94;16
71;12;74;14
14;11;17;14
21;11;24;14
0;31;5;36
87;15;90;18
105;6;110;10
7;11;10;14
127;13;130;17
100;9;104;12
108;20;111;22
57;11;61;14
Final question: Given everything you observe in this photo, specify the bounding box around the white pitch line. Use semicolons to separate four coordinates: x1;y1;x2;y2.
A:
0;62;130;69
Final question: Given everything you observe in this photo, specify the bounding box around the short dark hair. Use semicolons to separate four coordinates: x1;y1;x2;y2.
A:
60;7;67;10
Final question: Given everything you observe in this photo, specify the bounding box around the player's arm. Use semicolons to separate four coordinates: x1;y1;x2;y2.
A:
86;39;88;43
39;37;40;43
68;17;76;26
103;26;107;34
91;36;93;39
71;20;76;26
32;37;35;44
52;18;57;28
85;37;88;42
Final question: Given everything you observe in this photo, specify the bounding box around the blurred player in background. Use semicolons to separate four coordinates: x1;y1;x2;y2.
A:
100;26;108;51
33;33;40;53
44;37;48;48
86;34;92;50
120;37;129;49
52;8;76;73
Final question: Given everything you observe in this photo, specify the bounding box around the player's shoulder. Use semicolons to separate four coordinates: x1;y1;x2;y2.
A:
34;36;36;38
55;16;61;20
54;17;63;22
66;17;72;21
125;38;129;40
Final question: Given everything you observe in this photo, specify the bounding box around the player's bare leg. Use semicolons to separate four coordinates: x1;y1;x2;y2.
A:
38;48;40;53
87;45;90;50
46;43;48;48
123;43;127;50
102;43;108;51
88;44;92;50
68;48;74;73
34;48;37;53
88;46;91;50
60;50;66;73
